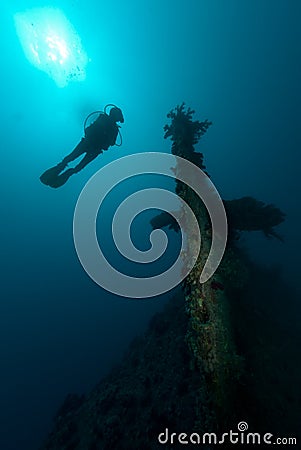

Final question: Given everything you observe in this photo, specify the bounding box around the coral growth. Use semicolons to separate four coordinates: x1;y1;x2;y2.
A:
164;103;211;175
224;196;285;241
164;103;212;148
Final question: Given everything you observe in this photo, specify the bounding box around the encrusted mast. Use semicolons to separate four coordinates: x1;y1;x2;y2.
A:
163;104;241;429
161;103;285;430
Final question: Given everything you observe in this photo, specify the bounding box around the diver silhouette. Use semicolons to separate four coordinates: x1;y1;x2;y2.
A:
40;105;124;188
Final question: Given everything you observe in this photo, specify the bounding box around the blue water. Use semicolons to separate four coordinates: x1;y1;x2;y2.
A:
0;1;300;449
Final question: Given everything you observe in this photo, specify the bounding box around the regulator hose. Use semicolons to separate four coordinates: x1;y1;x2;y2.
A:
83;110;103;133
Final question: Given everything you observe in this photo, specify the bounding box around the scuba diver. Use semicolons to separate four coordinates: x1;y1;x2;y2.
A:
40;105;124;188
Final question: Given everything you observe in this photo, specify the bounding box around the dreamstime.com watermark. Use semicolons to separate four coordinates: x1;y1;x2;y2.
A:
158;422;297;446
73;152;227;298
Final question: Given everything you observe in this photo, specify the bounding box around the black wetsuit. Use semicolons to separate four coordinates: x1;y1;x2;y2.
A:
62;113;119;173
40;113;119;188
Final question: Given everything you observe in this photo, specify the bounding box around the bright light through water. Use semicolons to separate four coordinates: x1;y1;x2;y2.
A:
14;7;88;87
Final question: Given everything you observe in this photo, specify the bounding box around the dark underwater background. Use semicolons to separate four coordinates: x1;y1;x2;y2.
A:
1;1;300;449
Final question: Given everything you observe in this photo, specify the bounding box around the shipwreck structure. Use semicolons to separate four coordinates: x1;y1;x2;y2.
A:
41;105;299;450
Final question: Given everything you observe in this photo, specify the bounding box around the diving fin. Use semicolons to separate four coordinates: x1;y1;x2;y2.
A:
40;168;75;188
40;162;67;187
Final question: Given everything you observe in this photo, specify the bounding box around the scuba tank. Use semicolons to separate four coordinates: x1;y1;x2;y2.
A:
83;104;123;146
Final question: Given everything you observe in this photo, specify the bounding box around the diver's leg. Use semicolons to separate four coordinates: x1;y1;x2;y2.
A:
46;152;100;188
61;138;87;166
72;152;100;173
